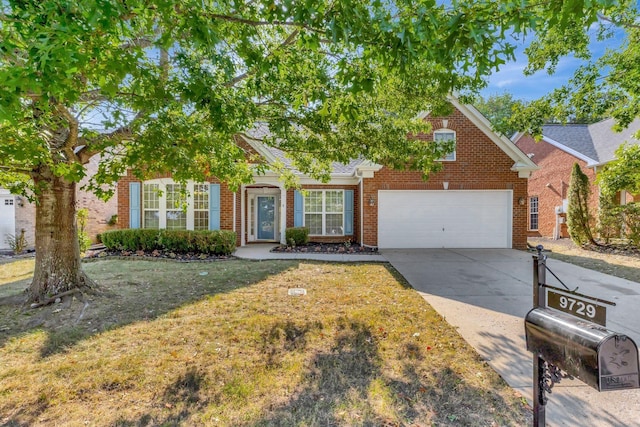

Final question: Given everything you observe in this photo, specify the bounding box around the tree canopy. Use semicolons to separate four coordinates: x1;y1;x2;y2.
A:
2;0;637;193
1;0;638;301
509;1;640;138
474;92;522;137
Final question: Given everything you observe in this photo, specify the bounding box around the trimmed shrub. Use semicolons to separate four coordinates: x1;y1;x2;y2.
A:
285;227;309;246
100;229;236;255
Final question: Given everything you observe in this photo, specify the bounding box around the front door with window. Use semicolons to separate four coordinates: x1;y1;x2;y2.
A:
257;196;276;240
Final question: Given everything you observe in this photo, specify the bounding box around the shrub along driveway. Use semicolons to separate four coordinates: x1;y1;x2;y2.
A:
383;248;640;427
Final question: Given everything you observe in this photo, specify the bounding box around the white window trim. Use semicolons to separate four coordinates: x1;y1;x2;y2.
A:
303;190;345;236
434;129;456;162
529;196;539;231
142;179;208;230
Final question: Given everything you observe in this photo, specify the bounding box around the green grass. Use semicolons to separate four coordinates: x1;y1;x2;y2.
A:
0;259;531;426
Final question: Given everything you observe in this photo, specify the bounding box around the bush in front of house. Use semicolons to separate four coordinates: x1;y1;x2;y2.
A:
285;227;309;246
100;229;236;255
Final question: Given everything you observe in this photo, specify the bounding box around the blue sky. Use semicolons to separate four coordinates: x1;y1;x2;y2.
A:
481;28;625;101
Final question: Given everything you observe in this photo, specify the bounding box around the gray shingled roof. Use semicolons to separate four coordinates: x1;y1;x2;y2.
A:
243;123;365;175
542;118;640;165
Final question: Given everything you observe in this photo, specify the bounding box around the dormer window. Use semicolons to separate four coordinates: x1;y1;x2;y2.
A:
434;129;456;161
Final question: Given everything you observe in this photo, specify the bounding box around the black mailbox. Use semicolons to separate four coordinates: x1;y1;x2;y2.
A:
525;307;640;391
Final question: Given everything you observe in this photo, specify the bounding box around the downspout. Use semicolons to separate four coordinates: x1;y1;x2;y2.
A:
240;185;246;246
355;169;378;250
233;192;236;234
358;171;364;246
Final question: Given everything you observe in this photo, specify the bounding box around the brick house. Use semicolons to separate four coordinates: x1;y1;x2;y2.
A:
513;118;640;239
0;155;119;250
117;97;537;249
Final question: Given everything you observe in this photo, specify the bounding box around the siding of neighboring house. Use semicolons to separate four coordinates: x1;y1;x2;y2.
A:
14;196;36;247
12;154;118;247
361;111;529;249
515;134;598;238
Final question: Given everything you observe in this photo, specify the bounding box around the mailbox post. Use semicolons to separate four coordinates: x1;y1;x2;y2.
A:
527;245;640;427
532;246;547;426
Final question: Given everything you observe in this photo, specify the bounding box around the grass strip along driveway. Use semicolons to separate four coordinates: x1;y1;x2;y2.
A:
0;259;530;426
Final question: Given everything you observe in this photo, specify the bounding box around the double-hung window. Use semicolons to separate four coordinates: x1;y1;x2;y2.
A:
434;129;456;161
165;184;186;230
529;196;539;231
304;190;344;236
193;184;210;230
142;180;209;230
143;183;160;229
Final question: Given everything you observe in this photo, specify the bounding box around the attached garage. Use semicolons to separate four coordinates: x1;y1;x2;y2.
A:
0;193;16;250
377;190;513;248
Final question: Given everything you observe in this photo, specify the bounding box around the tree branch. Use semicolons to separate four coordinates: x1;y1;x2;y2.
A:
224;29;300;87
54;103;81;162
208;14;323;33
597;13;640;29
75;110;146;163
0;165;32;174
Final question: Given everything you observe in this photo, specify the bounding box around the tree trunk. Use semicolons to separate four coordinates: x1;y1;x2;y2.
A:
28;167;94;303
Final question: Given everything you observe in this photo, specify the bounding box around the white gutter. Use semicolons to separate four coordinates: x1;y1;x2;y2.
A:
356;170;364;247
233;192;236;234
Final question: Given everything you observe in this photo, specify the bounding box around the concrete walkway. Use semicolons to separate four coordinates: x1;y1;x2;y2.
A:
234;243;387;262
233;244;640;426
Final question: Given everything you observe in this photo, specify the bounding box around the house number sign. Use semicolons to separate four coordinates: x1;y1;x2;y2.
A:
545;285;609;326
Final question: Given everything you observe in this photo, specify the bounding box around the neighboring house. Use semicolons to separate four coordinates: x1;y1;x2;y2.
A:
513;118;640;239
0;154;119;251
117;97;537;250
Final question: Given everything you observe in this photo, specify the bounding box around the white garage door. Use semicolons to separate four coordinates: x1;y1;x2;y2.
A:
378;190;512;248
0;195;16;250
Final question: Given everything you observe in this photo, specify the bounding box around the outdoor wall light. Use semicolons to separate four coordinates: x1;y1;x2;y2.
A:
443;181;449;190
368;195;375;206
518;197;526;206
16;196;24;207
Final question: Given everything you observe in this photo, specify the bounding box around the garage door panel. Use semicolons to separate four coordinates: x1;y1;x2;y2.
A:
0;196;16;250
378;190;511;248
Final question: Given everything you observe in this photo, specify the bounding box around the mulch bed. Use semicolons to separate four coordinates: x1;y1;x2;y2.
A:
84;249;233;262
270;242;378;255
583;242;640;258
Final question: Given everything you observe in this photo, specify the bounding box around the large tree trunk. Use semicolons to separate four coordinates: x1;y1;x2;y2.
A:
28;167;95;303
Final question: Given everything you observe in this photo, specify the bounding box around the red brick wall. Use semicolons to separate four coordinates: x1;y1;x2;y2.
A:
117;171;241;246
285;185;361;244
116;106;530;249
16;154;118;245
515;135;598;238
361;109;529;249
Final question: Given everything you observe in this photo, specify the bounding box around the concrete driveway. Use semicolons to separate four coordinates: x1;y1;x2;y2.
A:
382;248;640;427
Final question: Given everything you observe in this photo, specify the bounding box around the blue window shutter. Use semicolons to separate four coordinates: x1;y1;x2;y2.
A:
129;182;140;229
294;190;303;227
344;190;354;236
209;184;220;230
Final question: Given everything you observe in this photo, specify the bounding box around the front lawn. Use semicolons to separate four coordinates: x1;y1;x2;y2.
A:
0;259;530;426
